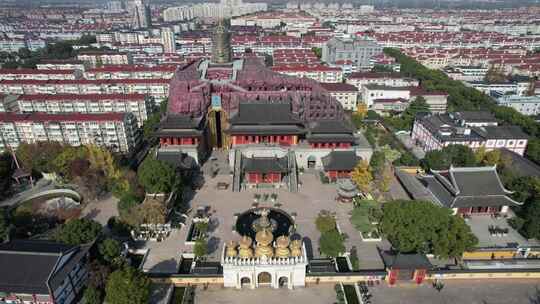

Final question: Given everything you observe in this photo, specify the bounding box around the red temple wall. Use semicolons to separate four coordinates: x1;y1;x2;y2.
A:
246;172;281;184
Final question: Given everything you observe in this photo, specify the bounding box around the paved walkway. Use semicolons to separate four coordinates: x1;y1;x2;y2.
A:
81;194;119;226
195;284;336;304
370;279;540;304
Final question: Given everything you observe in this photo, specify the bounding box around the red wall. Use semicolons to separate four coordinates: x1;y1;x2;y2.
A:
310;142;351;149
326;170;352;181
159;137;199;146
233;135;295;146
246;172;281;184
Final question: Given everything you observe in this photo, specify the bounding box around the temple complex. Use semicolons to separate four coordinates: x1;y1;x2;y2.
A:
157;19;372;191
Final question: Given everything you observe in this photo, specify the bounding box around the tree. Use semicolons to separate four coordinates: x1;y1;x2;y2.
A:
380;145;401;164
319;230;346;257
137;156;176;194
484;67;506;83
315;212;336;233
312;47;322;59
194;238;208;258
356;102;368;119
483;150;501;166
422;145;477;171
405;96;430;116
55;218;102;245
380;200;477;258
0;152;13;197
0;208;9;242
351;160;373;193
16;142;65;173
369;151;386;174
99;238;123;265
376;162;393;193
105;267;150;304
82;287;102;304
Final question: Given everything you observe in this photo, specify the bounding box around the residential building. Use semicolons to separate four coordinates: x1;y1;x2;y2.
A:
320;82;358;111
77;51;133;68
346;72;419;91
131;0;152;29
496;95;540;116
272;64;343;83
322;35;383;71
362;85;410;107
411;111;529;156
0;240;91;304
0;69;80;81
161;27;176;53
444;66;488;82
0;112;141;153
13;93;154;127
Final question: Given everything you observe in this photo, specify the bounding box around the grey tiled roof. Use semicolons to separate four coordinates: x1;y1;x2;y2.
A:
381;251;432;270
229;101;301;125
421;166;522;208
322;151;360;171
242;156;289;173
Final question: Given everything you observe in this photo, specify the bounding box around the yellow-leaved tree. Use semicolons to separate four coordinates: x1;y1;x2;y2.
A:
351;160;373;193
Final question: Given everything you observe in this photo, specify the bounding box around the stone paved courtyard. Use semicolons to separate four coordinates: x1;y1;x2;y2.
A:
370;279;540;304
195;284;337;304
141;154;388;273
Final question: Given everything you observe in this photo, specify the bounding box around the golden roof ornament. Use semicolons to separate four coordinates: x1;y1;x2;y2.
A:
255;228;274;258
255;227;273;246
275;235;291;258
238;235;253;258
225;240;237;257
289;239;302;257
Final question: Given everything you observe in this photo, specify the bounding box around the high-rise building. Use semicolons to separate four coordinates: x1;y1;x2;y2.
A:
211;20;232;64
322;35;383;71
131;0;152;29
161;27;176;53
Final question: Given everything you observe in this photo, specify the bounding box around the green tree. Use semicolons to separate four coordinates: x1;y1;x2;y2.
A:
380;200;477;258
315;212;336;233
405;96;430;116
55;218;102;245
312;47;322;59
16;142;65;173
105;267;150;304
319;230;346;257
422;145;477;171
0;152;13;197
82;286;102;304
369;151;386;174
194;238;208;258
99;238;123;265
0;208;9;242
522;199;540;239
137;156;176;194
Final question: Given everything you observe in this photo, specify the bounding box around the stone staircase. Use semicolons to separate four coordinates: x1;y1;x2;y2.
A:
288;150;298;193
232;149;242;192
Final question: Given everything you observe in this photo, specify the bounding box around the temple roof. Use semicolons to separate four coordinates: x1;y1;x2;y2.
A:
242;156;288;173
307;119;354;134
322;151;360;171
381;251;432;270
229;101;301;125
421;166;522;208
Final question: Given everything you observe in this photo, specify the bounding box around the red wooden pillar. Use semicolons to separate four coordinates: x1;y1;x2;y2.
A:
414;269;426;284
388;269;398;286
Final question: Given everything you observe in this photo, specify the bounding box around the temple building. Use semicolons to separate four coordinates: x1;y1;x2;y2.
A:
396;166;523;216
157;19;372;192
222;209;308;289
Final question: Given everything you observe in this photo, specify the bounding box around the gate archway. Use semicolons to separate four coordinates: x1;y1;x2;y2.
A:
257;272;272;286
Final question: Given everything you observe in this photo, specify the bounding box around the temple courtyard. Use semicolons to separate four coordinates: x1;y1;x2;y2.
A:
140;152;390;273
